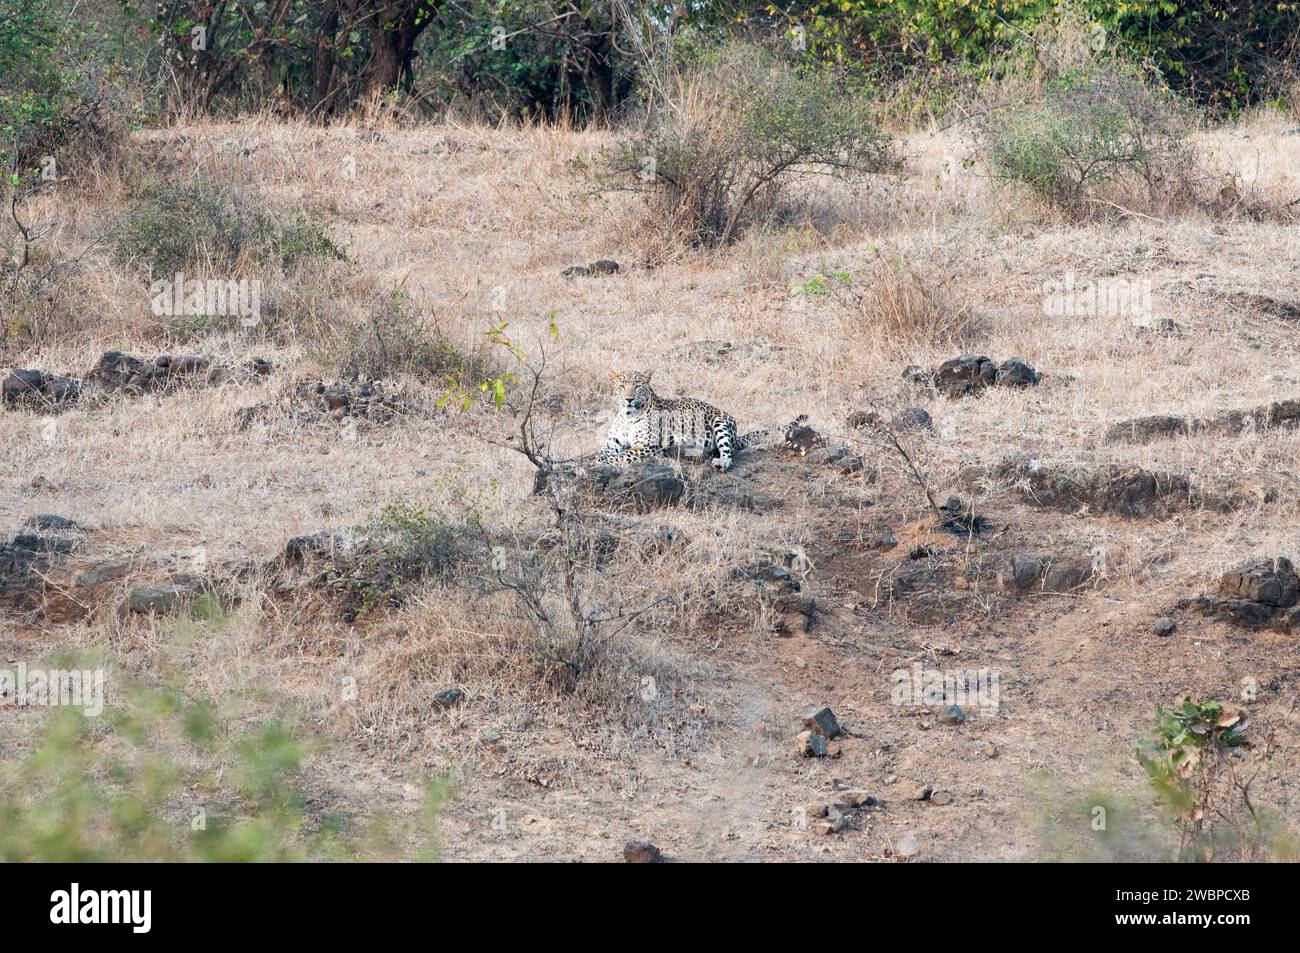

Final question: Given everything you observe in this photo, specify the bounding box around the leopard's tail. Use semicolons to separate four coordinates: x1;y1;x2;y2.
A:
736;415;810;451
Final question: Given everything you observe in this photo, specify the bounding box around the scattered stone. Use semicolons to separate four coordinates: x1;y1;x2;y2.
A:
934;354;996;398
4;352;271;413
1180;556;1300;630
995;457;1198;518
802;706;844;739
537;461;686;512
901;365;930;386
87;350;269;395
622;840;663;863
995;358;1042;388
562;260;621;278
25;514;78;532
238;377;407;430
912;783;933;801
797;730;828;758
895;835;920;858
480;727;503;743
1131;316;1178;333
433;687;465;708
929;789;953;806
999;553;1097;594
840;791;877;808
920;355;1041;398
939;705;966;725
1154;616;1177;637
813;813;848;836
982;744;998;759
125;584;194;614
2;369;82;410
847;406;931;433
1105;400;1300;445
783;415;826;456
809;445;864;475
1103;414;1192;444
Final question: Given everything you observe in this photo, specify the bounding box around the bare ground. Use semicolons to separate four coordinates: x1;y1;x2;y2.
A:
2;117;1299;861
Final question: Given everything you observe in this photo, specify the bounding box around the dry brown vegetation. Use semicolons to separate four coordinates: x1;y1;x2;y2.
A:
2;105;1299;861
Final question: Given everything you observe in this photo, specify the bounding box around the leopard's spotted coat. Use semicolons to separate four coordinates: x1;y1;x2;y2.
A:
596;370;792;472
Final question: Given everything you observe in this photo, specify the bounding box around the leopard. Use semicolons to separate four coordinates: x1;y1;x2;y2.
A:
596;370;799;472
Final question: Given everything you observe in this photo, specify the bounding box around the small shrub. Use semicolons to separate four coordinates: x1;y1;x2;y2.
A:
313;288;494;389
980;65;1198;216
350;500;470;614
0;0;124;181
808;248;977;351
1136;697;1296;862
0;677;450;861
605;42;898;247
112;177;345;277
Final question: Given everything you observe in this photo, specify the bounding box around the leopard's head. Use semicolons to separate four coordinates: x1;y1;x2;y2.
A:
608;370;654;417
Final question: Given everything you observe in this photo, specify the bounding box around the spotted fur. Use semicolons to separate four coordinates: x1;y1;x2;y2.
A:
597;370;800;472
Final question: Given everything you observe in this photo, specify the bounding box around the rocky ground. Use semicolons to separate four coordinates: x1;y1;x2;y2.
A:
2;119;1298;861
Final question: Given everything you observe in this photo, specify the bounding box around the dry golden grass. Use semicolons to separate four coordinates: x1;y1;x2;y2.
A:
3;110;1300;860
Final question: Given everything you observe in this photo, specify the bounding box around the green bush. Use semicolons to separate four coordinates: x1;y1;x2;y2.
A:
981;65;1196;215
0;0;123;181
0;675;450;861
605;42;897;247
1136;697;1296;862
351;499;470;614
113;177;345;277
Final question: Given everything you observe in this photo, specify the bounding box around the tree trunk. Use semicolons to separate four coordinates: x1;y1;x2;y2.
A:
361;1;439;95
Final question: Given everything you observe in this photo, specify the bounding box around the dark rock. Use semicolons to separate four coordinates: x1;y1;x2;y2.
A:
1220;557;1299;608
802;706;844;739
433;688;465;708
798;729;828;757
589;260;620;275
996;358;1041;388
24;514;78;532
283;532;343;565
996;458;1197;518
733;559;800;593
607;463;686;510
1154;616;1176;636
811;445;864;474
934;355;996;398
901;364;931;385
125;584;192;614
893;406;933;431
1104;414;1192;445
1000;554;1045;592
1106;400;1300;445
1181;596;1279;628
784;415;826;456
939;705;965;725
623;840;663;863
2;369;82;409
848;406;931;433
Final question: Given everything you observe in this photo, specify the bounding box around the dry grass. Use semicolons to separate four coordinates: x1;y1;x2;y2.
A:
2;108;1300;860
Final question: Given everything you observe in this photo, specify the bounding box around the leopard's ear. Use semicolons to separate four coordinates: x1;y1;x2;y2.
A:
642;369;653;381
608;372;621;383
